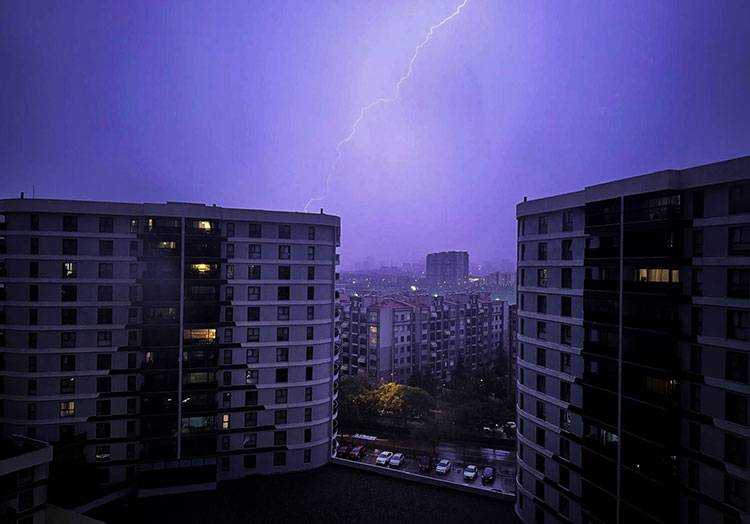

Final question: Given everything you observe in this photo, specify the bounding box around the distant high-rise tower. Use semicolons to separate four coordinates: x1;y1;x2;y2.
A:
426;251;469;285
515;157;749;524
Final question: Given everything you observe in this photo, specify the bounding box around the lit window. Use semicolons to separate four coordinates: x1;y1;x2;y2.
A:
191;263;213;274
222;414;230;430
636;268;679;283
59;401;75;417
194;220;212;231
184;329;217;344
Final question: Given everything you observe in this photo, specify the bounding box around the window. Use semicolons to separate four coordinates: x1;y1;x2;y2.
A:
278;245;291;260
538;215;548;234
562;211;574;232
275;410;287;424
59;401;75;417
249;222;262;238
97;376;111;393
692;307;703;335
561;296;572;317
689;346;702;374
537;242;547;261
561;268;572;288
245;412;257;427
307;266;315;280
536;374;545;393
690;384;701;411
277;327;289;341
729;226;750;256
560;382;571;402
248;264;261;279
305;387;312;401
246;370;258;385
60;377;75;394
61;308;77;325
306;366;313;381
727;310;749;341
308;226;316;240
99;240;113;256
278;265;290;280
726;352;748;383
536;322;547;340
226;264;235;280
225;307;234;322
62;238;78;255
729;181;750;214
306;346;314;360
725;433;747;467
561;325;572;345
226;243;235;258
97;285;112;301
245;390;258;405
307;306;315;321
62;261;77;278
560;437;570;459
276;347;289;362
689;422;701;450
306;326;314;340
276;368;288;383
537;269;548;287
273;451;286;466
304;448;312;463
129;218;139;233
307;286;315;300
248;286;260;300
274;431;287;445
224;328;233;343
305;407;312;422
97;308;113;324
537;295;546;314
307;246;315;260
562;239;573;260
726;393;747;425
277;286;290;301
61;332;76;348
246;348;258;364
243;434;257;449
536;347;546;366
636;268;680;283
98;216;114;233
728;268;750;299
246;328;259;342
30;214;39;231
226;222;235;236
692;269;703;296
30;237;39;254
247;306;260;321
98;263;113;278
97;331;112;347
279;224;291;239
277;306;290;321
275;388;288;403
249;244;262;259
304;428;312;443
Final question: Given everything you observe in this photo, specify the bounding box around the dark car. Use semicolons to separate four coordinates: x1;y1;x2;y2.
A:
336;444;352;458
417;455;434;473
481;466;496;484
349;445;367;460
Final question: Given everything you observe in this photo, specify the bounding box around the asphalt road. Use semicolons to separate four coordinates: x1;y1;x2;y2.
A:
338;441;516;495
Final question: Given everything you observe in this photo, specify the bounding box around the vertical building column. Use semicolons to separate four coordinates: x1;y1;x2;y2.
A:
616;195;624;524
176;216;185;459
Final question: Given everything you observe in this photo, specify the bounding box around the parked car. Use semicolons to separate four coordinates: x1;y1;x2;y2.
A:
349;445;367;460
417;455;434;472
336;444;352;458
376;451;393;465
388;453;406;468
435;459;452;475
463;464;478;481
481;466;496;484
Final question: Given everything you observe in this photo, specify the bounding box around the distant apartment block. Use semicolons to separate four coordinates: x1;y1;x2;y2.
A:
426;251;469;286
0;199;340;497
483;271;516;287
339;293;504;383
515;157;749;524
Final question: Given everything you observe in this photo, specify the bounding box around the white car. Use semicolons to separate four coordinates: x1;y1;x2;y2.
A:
463;464;478;481
375;451;393;465
388;453;406;468
435;459;452;475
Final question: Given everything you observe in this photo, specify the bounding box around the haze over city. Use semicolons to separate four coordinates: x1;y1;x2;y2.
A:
2;1;749;266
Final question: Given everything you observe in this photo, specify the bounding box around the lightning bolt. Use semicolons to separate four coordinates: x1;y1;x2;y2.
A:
304;0;470;212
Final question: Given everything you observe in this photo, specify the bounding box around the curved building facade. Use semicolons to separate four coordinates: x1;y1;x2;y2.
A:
0;199;340;495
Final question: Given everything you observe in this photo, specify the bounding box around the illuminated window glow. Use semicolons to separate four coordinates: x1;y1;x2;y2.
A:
637;269;679;283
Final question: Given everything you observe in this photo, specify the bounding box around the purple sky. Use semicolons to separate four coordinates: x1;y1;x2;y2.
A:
1;1;749;268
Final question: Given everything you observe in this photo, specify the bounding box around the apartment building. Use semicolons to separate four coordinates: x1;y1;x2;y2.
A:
0;198;340;498
515;157;749;524
0;435;53;524
339;293;504;383
426;251;469;286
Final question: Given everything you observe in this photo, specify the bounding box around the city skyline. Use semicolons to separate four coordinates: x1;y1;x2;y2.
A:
2;1;749;264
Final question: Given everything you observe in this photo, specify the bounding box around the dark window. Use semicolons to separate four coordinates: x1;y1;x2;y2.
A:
307;266;315;280
278;245;291;260
726;393;747;425
273;451;286;466
726;352;748;383
62;215;77;232
30;214;39;231
276;368;288;383
97;331;112;347
97;308;113;324
728;269;750;299
246;328;259;342
538;216;548;234
693;229;704;256
277;286;290;301
62;238;77;255
249;223;261;238
537;295;546;314
305;387;312;401
729;182;750;214
274;410;287;425
226;244;235;258
247;307;260;321
278;265;290;280
561;325;572;345
277;306;290;321
727;310;749;341
729;226;750;256
97;353;111;370
537;242;547;261
307;286;315;300
61;308;77;325
537;269;548;288
61;332;76;348
561;268;572;288
307;306;315;321
99;240;113;256
306;346;314;360
248;264;261;279
561;296;572;317
30;261;38;278
306;366;313;381
279;224;291;239
307;246;315;260
226;222;235;236
277;327;289;341
244;455;256;468
689;345;702;374
562;211;574;231
276;347;288;362
560;382;571;402
725;433;747;467
245;390;258;406
244;412;257;427
562;239;573;260
249;244;262;259
99;263;113;279
97;377;111;393
248;286;260;300
30;237;39;254
97;285;112;301
99;217;114;233
308;226;316;240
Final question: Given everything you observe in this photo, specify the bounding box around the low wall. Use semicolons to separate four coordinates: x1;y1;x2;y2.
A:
331;457;515;502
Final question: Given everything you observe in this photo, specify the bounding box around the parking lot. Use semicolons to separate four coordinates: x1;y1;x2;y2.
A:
336;441;516;496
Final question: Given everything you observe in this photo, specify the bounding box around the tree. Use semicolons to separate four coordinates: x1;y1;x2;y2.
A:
374;382;435;420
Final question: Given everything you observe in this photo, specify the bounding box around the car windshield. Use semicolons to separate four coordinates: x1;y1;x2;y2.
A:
466;466;476;472
439;460;449;466
483;468;493;474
